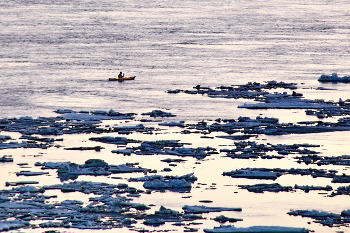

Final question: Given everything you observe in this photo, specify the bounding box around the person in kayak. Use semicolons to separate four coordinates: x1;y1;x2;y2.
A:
118;72;124;79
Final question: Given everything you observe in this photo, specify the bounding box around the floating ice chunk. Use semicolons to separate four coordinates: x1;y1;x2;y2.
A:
83;159;109;168
57;163;111;176
122;218;137;225
39;221;64;228
238;183;292;193
91;110;108;115
111;149;133;155
161;158;187;163
0;195;10;203
16;171;50;176
171;173;198;181
108;109;126;116
129;175;164;182
113;124;146;131
144;179;191;189
64;146;103;151
109;164;148;173
165;147;207;157
130;173;197;183
238;98;340;110
204;225;309;233
0;155;13;162
155;206;180;216
158;121;185;127
287;209;340;219
256;116;279;124
19;116;34;121
182;205;242;213
0;221;30;231
143;218;165;225
61;112;133;121
61;200;84;206
0;202;38;209
341;209;350;216
318;73;350;82
217;135;255;140
213;215;243;223
332;174;350;183
9;185;44;193
40;162;66;169
294;184;332;192
37;160;148;182
167;89;181;93
141;110;176;117
89;136;138;145
0;135;12;141
54;109;76;114
223;169;281;180
0;118;10;123
0;141;28;150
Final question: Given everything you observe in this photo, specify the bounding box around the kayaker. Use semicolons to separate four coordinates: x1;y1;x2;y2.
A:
118;72;124;79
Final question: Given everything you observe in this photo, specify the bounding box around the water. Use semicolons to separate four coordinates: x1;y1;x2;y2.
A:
1;0;350;232
2;0;350;118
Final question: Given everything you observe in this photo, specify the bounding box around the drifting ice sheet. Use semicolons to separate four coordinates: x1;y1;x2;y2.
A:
203;225;309;233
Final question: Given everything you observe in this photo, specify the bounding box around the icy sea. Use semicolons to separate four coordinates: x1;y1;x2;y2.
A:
1;0;350;232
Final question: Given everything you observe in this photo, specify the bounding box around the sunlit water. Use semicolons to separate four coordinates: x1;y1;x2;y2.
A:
1;0;350;232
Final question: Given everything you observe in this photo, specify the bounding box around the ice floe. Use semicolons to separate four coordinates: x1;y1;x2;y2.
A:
16;171;50;176
318;73;350;82
287;209;350;227
204;225;309;233
238;183;293;193
144;179;192;189
0;221;30;231
182;205;242;213
223;169;281;180
223;167;338;181
0;155;13;162
0;102;350;233
89;136;140;145
212;215;243;223
60;110;135;121
35;159;149;181
238;98;341;110
141;110;176;117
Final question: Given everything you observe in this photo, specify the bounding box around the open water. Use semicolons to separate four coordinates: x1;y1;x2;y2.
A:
1;0;350;232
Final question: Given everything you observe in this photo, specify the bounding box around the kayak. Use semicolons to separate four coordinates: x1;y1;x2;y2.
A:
108;76;136;81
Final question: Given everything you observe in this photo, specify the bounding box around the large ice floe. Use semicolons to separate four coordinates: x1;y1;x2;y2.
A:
223;167;338;181
287;209;350;227
129;173;197;191
204;225;309;233
57;109;135;120
237;97;341;110
223;169;281;180
169;80;350;117
141;109;176;117
182;205;242;213
143;179;191;189
318;73;350;82
0;221;30;231
35;159;149;181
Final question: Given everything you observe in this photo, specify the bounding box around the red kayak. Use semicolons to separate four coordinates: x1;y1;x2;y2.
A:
108;76;136;81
